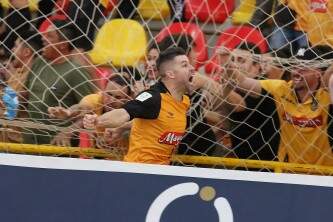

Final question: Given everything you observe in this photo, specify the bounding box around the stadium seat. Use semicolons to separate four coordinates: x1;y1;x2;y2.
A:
156;22;208;70
138;0;170;20
38;14;67;33
100;0;118;15
1;0;39;11
79;132;92;148
184;0;235;23
54;0;70;15
232;0;256;24
89;19;147;66
205;25;269;74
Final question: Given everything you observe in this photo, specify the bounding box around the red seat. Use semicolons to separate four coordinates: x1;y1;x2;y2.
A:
205;25;269;74
156;22;208;70
38;14;67;33
102;0;118;16
184;0;235;23
54;0;70;15
79;132;92;148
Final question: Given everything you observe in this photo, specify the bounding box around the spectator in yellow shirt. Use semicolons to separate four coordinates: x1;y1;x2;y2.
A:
48;73;133;158
223;45;333;166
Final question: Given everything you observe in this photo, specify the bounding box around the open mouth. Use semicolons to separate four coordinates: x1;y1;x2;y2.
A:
292;73;303;82
189;76;193;83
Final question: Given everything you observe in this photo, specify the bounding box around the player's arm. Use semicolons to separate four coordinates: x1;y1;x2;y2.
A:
104;121;133;143
192;73;226;99
48;104;83;119
88;108;130;129
48;93;100;119
224;62;262;98
84;90;161;129
192;73;246;111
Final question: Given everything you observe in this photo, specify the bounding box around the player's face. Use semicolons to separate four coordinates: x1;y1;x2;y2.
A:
172;55;195;94
232;49;261;78
145;48;159;80
41;25;65;61
11;39;29;68
102;81;131;112
292;66;321;90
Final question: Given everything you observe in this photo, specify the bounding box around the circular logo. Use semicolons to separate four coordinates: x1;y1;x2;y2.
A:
146;182;233;222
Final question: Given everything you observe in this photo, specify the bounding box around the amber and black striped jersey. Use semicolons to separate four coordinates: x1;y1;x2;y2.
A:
122;81;190;164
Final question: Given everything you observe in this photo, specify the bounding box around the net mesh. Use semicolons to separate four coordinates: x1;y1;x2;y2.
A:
0;0;333;175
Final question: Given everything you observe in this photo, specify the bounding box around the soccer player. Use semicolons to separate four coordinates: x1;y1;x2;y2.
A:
224;46;333;166
83;47;194;164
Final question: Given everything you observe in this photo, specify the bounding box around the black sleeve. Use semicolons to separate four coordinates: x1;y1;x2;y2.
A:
243;88;272;109
123;90;161;120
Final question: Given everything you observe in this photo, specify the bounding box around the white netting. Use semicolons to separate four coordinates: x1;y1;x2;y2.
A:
0;0;333;174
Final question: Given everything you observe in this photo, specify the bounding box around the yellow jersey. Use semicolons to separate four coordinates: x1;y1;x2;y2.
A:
79;93;129;159
123;81;190;165
280;0;333;46
260;80;333;166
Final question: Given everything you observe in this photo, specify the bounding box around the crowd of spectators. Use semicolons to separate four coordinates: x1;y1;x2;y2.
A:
0;0;333;169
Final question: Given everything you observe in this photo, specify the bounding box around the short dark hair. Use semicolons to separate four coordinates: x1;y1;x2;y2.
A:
108;74;132;95
159;34;195;55
238;42;262;65
148;41;159;52
295;45;333;71
156;47;187;73
17;30;43;53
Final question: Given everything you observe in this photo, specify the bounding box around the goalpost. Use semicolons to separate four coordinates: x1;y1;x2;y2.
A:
0;0;333;175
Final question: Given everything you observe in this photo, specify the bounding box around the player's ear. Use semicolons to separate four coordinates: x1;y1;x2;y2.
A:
165;70;176;79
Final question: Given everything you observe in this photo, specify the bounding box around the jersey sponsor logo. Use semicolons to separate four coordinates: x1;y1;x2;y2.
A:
136;92;152;102
283;112;323;128
158;132;184;145
310;0;328;13
146;182;233;222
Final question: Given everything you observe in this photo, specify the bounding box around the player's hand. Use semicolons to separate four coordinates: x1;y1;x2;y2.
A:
83;114;98;129
48;106;72;119
216;46;231;56
104;127;123;144
51;132;71;147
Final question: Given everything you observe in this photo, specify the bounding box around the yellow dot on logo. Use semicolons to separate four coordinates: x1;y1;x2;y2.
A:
199;186;216;202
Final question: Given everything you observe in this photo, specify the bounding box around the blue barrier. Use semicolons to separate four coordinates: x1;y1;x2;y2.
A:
0;153;332;222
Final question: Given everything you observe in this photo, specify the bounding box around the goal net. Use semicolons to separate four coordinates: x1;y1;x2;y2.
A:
0;0;333;175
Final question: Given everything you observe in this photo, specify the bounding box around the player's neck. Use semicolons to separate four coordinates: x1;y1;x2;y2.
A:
295;81;320;103
295;88;317;103
162;80;184;101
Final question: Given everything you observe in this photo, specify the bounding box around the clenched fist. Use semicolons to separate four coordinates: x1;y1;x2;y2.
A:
83;114;98;129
